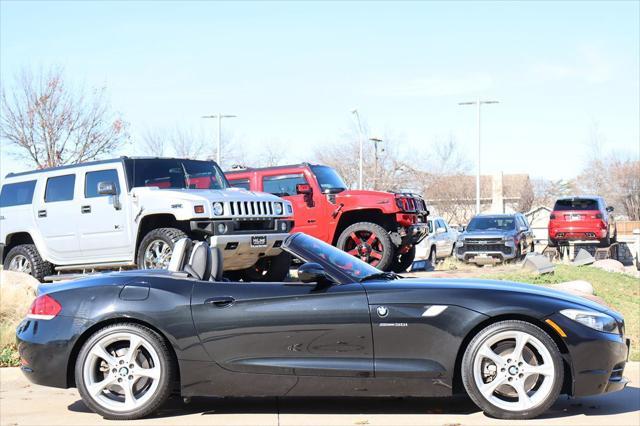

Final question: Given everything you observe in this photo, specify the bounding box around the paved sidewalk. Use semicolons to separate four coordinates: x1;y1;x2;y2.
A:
1;363;638;426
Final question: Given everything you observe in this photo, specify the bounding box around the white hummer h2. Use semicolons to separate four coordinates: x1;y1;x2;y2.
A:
0;157;294;281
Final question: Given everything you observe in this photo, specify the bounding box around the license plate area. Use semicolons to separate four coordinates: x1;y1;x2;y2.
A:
251;235;268;248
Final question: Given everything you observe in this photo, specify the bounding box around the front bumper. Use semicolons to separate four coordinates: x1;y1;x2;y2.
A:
209;233;290;271
399;223;429;246
546;313;629;397
456;241;516;264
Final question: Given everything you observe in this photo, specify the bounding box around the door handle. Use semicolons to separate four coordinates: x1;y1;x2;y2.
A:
37;210;47;218
81;205;91;214
205;296;235;308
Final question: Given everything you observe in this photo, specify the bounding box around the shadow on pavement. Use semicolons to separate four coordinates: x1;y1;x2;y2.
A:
67;385;639;420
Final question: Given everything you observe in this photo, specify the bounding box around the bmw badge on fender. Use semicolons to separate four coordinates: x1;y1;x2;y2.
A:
16;233;629;420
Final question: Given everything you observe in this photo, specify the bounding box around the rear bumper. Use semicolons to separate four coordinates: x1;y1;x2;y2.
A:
549;225;607;241
17;315;93;389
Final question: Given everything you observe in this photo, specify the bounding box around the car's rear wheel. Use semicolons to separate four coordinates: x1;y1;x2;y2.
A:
75;323;174;420
4;244;53;282
137;228;188;269
337;222;394;270
462;320;563;420
390;246;416;273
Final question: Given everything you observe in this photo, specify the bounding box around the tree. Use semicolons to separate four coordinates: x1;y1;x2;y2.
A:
575;123;640;220
1;67;128;168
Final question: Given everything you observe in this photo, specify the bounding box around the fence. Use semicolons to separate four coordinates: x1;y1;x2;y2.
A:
617;221;640;236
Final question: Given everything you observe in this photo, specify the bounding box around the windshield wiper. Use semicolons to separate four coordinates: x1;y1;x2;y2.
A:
360;271;399;282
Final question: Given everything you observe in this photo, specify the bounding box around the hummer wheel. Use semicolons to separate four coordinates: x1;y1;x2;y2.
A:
337;222;394;270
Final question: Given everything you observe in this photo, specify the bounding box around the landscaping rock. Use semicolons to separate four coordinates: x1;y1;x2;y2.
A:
592;259;625;273
549;280;594;295
573;249;595;266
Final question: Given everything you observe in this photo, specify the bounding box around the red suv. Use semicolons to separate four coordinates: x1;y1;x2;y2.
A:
225;163;429;272
548;196;616;247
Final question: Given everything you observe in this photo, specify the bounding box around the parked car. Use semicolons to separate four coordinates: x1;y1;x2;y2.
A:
415;216;459;262
225;163;429;272
456;213;534;264
548;196;616;247
17;233;629;420
0;157;293;282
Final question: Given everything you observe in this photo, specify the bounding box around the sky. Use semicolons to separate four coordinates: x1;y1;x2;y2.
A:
1;0;639;180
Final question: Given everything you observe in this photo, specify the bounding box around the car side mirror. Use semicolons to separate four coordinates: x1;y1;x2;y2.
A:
296;183;312;195
436;227;446;234
297;262;332;285
97;181;117;196
606;206;614;212
97;181;121;210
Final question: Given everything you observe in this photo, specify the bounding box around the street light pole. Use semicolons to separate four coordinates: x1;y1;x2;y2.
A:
351;109;364;190
369;137;383;190
201;113;237;164
458;98;498;214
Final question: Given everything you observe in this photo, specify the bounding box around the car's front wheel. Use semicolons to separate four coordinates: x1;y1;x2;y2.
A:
75;323;174;420
461;320;563;420
337;222;394;270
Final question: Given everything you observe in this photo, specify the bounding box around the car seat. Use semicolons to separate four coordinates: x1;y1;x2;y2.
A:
183;241;212;281
209;247;224;282
168;238;192;272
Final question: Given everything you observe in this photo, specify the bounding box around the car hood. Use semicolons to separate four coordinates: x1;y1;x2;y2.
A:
461;230;515;239
131;187;282;202
364;277;621;320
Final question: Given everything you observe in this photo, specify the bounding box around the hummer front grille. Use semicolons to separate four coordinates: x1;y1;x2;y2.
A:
227;201;282;217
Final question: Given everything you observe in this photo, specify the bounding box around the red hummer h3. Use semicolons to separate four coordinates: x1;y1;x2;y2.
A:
225;163;429;272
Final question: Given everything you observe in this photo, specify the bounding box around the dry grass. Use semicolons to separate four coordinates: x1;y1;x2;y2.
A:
0;271;38;366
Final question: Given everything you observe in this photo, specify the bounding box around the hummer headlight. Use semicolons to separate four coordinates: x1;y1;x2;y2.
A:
212;202;224;216
274;202;283;215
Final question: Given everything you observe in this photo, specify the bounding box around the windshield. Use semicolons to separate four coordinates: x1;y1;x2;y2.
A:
125;159;230;190
288;233;380;281
553;198;599;211
467;216;515;232
311;165;347;193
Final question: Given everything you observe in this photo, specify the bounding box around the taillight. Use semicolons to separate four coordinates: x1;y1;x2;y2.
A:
27;294;61;320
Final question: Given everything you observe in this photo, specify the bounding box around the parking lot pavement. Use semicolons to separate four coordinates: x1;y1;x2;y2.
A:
1;363;638;426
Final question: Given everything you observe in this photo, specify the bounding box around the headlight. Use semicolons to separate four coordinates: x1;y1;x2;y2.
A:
560;309;619;333
457;237;464;246
274;202;283;215
212;202;224;216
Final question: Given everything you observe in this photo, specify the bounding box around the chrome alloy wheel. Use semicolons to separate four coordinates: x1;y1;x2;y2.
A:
473;330;555;412
143;240;172;269
8;254;32;274
82;332;162;412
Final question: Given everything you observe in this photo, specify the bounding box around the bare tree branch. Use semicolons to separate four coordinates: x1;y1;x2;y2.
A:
1;67;128;168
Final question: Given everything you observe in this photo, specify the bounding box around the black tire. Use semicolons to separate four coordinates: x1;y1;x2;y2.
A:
3;244;53;282
461;320;563;420
137;227;188;269
240;251;292;282
548;238;557;248
337;222;394;271
390;246;416;273
427;246;436;263
75;323;174;420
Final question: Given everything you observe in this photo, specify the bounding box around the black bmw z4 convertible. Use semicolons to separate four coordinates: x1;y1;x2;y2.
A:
17;233;629;420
